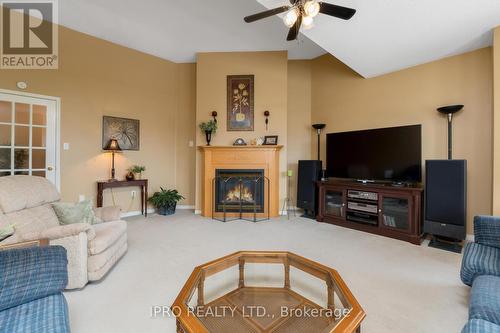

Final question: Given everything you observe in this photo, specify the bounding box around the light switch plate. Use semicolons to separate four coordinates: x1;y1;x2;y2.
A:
63;143;70;150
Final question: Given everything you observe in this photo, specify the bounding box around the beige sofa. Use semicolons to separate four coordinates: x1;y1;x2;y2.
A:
0;176;127;289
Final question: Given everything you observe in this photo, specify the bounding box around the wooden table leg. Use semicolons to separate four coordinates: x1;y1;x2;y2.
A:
97;184;103;208
144;183;148;217
141;185;145;216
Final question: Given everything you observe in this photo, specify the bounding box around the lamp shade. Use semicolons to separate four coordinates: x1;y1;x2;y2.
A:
104;139;122;151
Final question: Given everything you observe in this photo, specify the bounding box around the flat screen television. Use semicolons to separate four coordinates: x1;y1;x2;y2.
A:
326;125;422;183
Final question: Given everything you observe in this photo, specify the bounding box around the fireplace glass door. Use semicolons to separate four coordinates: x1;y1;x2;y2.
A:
215;169;265;213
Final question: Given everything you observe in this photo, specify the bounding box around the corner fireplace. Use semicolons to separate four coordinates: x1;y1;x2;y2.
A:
214;169;265;213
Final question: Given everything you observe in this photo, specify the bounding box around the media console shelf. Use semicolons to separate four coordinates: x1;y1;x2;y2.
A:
317;180;423;245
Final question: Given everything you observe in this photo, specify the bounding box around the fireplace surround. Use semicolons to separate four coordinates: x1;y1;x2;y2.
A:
199;145;283;218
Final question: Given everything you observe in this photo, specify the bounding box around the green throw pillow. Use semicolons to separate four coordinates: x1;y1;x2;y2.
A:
52;200;98;225
0;224;15;241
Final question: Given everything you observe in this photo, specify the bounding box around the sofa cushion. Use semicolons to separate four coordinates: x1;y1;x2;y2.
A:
462;319;500;333
88;220;127;255
0;176;60;214
0;246;68;312
470;275;500;326
461;242;500;286
0;205;61;246
52;200;98;226
0;293;70;333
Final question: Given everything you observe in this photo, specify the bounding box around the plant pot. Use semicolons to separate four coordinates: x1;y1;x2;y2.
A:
135;172;142;180
157;202;177;216
205;130;212;146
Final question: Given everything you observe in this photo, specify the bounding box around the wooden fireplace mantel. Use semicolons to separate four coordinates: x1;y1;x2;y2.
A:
199;145;283;218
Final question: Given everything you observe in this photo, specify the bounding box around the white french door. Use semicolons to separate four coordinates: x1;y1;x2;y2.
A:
0;91;59;188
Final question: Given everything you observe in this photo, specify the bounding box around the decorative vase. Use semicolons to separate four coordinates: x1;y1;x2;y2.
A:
158;202;177;216
236;113;245;122
205;130;212;146
125;172;135;181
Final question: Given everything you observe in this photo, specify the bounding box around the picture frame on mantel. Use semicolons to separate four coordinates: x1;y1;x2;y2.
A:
227;75;254;131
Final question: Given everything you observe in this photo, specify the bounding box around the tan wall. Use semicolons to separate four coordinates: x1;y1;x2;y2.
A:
195;52;288;211
493;27;500;215
311;48;493;234
0;26;197;212
287;60;312;205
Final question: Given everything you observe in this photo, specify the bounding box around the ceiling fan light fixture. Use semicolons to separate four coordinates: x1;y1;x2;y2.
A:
302;15;314;29
304;0;320;18
283;8;299;28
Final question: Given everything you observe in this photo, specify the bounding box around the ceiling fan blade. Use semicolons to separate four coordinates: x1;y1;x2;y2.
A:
244;5;290;23
319;2;356;20
286;15;302;41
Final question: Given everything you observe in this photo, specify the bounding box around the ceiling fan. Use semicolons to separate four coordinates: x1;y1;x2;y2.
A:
244;0;356;41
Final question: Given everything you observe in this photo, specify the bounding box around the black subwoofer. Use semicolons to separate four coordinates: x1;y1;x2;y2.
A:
424;160;467;241
297;160;322;218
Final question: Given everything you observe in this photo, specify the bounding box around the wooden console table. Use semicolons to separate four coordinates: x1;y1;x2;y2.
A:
97;179;148;217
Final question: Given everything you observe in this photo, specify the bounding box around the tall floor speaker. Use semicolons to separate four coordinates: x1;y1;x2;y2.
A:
424;160;467;252
297;160;322;218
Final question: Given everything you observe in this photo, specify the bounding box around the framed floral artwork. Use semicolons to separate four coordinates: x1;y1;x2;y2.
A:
227;75;254;131
102;116;140;150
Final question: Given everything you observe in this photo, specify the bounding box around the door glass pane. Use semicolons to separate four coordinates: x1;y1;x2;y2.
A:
15;103;30;124
14;148;29;169
32;105;46;126
0;101;11;123
14;171;29;175
325;190;344;217
0;148;10;169
14;125;29;146
32;170;45;178
32;149;45;169
0;125;11;145
32;127;46;147
0;171;11;177
382;197;409;230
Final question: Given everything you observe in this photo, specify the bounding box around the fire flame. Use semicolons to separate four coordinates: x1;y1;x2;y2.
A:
225;184;254;202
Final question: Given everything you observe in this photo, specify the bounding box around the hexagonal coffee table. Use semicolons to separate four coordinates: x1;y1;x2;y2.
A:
173;251;365;333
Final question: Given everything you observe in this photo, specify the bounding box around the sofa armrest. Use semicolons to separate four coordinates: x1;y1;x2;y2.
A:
41;223;96;241
0;246;68;312
474;216;500;249
461;242;500;286
94;206;121;223
0;238;49;251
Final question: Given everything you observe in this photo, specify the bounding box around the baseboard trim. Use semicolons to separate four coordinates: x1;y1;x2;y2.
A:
466;234;474;242
177;205;195;210
194;210;202;215
120;209;155;218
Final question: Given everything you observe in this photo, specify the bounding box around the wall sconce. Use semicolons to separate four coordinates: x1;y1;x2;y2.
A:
211;111;218;123
264;110;270;131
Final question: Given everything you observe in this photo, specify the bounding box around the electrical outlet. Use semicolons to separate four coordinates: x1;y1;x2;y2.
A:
131;191;136;198
78;194;85;202
189;140;194;147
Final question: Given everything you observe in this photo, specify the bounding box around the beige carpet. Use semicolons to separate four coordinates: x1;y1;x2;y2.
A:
64;211;469;333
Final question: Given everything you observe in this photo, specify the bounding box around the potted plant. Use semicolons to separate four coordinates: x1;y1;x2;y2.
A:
128;165;146;179
148;188;185;216
199;120;217;146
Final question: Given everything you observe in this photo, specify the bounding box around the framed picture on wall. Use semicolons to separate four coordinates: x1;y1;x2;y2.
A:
227;75;254;131
102;116;140;150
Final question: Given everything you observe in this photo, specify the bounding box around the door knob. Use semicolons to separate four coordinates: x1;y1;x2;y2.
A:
47;166;54;171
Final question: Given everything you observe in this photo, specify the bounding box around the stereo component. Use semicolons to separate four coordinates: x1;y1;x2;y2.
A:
347;202;378;214
347;190;378;201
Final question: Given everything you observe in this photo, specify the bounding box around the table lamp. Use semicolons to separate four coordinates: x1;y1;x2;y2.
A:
104;139;121;181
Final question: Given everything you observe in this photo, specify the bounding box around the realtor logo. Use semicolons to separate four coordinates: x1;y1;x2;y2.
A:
1;0;58;69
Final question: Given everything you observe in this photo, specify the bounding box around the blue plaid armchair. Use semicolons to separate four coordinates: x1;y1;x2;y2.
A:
0;245;70;333
461;216;500;333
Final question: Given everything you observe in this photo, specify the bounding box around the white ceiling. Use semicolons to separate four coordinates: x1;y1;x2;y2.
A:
258;0;500;77
59;0;500;78
59;0;325;62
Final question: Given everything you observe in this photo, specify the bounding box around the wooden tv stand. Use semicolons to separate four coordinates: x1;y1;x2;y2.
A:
317;180;423;245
